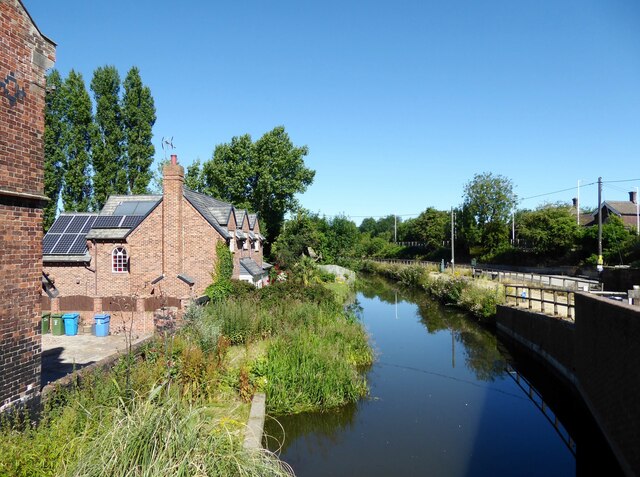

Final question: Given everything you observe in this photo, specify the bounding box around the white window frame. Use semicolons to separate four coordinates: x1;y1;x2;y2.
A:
112;246;128;273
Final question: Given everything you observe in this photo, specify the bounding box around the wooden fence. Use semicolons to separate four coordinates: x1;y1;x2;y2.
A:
59;295;94;311
504;284;575;320
143;296;181;311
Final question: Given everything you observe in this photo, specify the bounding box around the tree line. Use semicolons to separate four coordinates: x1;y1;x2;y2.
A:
272;172;640;269
44;66;156;229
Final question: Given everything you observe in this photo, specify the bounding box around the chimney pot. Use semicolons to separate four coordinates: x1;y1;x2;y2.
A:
630;191;638;204
171;154;177;165
572;198;578;208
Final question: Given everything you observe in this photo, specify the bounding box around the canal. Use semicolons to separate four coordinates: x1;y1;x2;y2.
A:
265;275;619;476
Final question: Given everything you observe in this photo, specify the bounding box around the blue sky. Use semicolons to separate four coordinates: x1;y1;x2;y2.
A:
25;0;640;221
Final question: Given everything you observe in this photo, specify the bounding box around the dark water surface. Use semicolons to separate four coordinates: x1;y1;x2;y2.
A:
265;277;616;477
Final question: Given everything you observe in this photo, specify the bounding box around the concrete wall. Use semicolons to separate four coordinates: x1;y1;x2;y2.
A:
602;268;640;292
496;295;640;476
0;0;55;412
574;294;640;476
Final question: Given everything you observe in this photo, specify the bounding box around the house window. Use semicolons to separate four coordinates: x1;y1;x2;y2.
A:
243;238;248;250
112;247;128;273
229;239;235;253
254;240;259;251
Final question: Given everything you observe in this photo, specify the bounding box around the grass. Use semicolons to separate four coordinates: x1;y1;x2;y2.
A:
1;278;373;475
361;260;504;320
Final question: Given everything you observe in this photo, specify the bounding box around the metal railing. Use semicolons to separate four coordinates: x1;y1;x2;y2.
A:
504;284;575;320
505;363;576;455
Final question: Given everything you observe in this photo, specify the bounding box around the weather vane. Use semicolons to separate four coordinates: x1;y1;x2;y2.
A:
161;137;175;160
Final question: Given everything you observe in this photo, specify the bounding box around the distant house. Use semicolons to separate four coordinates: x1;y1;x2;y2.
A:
592;190;639;231
42;156;270;332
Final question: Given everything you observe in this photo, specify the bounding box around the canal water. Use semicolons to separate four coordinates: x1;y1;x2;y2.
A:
265;276;618;476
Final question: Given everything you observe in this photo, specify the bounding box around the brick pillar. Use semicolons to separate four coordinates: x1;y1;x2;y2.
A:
50;297;60;313
93;297;102;313
162;156;184;294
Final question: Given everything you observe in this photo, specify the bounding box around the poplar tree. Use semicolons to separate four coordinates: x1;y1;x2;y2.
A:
62;70;93;212
43;70;67;230
123;67;156;194
91;65;125;210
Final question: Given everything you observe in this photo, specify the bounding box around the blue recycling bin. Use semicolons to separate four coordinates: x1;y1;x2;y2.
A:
94;313;111;337
62;313;79;336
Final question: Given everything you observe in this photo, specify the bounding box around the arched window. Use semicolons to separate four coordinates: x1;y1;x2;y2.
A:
112;247;128;273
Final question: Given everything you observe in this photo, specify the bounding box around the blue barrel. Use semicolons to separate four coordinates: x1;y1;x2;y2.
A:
94;313;111;337
62;313;80;336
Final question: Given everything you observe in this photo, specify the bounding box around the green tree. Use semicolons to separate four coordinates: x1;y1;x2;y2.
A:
326;215;359;261
272;210;329;268
62;70;93;212
91;65;125;210
461;172;517;253
123;67;156;194
405;207;450;251
43;70;67;230
198;126;314;241
185;159;205;192
517;204;580;258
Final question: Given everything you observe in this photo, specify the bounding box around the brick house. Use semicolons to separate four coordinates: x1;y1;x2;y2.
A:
0;0;56;411
42;155;270;332
592;190;639;232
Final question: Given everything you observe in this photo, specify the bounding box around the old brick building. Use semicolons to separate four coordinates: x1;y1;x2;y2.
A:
42;155;269;332
0;0;55;411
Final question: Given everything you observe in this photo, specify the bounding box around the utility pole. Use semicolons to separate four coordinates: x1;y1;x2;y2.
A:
451;207;455;271
511;210;515;244
394;214;397;243
577;180;580;225
636;186;639;236
597;177;603;272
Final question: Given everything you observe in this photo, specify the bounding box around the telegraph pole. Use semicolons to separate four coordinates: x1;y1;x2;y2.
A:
451;207;455;271
394;214;397;243
636;186;639;236
512;210;515;244
577;180;580;225
597;177;603;272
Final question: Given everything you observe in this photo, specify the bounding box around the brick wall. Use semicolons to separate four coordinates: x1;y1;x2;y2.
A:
0;0;55;411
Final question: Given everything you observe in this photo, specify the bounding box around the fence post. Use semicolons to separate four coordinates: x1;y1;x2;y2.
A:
528;287;533;310
553;290;558;315
568;293;573;319
541;289;545;313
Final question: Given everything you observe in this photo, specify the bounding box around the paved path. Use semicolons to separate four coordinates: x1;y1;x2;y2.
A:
41;332;152;387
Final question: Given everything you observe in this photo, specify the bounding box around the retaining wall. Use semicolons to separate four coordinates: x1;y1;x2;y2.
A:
496;295;640;476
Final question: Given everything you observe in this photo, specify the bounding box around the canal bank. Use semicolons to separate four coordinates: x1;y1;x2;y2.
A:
266;276;619;476
497;293;640;476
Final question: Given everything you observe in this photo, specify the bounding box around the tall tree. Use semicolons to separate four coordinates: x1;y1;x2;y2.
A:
406;207;450;251
461;172;517;253
62;70;93;212
198;126;314;241
43;70;67;230
90;66;125;210
123;67;156;194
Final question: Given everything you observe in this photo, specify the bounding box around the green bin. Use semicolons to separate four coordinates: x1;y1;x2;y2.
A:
41;312;51;334
51;313;64;336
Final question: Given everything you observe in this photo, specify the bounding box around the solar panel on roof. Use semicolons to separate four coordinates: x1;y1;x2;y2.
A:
133;201;156;215
65;216;90;233
122;215;143;228
68;234;88;255
51;234;76;254
43;233;61;254
114;202;137;215
81;216;97;233
48;216;73;233
94;216;124;228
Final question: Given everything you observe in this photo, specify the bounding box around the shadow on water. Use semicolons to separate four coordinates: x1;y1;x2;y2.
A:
265;275;622;476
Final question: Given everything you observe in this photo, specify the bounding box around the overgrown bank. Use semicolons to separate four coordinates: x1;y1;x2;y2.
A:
361;260;504;321
0;279;372;476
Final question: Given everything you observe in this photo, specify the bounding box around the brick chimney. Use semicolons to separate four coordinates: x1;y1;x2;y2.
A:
630;190;637;204
572;197;578;208
163;155;184;279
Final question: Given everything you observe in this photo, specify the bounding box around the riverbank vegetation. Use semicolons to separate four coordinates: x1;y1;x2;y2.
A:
361;260;504;321
272;172;640;270
0;276;371;476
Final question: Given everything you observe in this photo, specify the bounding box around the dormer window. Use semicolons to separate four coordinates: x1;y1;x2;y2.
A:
243;238;249;250
112;247;128;273
254;240;259;251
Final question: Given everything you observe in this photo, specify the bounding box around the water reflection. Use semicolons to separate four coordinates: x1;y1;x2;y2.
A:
265;275;619;476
